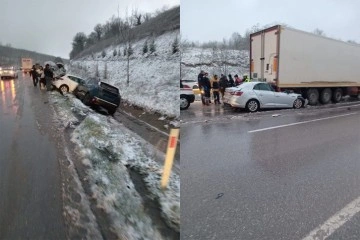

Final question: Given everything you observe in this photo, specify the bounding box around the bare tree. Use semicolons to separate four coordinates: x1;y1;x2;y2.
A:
143;13;152;22
119;6;135;86
104;62;108;79
94;24;103;41
132;8;142;26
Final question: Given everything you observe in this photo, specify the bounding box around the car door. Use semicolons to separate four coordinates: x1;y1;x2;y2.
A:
252;83;276;108
66;76;80;92
273;91;297;107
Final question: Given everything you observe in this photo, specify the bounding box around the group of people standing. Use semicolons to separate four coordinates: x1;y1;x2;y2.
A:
30;64;54;91
197;70;250;105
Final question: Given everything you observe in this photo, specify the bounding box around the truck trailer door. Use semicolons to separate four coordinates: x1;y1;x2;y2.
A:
251;26;279;84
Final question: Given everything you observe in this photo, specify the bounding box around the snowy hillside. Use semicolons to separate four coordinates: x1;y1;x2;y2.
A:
181;47;249;80
68;30;180;118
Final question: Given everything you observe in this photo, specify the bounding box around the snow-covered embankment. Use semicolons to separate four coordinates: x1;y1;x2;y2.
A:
68;31;180;118
51;92;179;239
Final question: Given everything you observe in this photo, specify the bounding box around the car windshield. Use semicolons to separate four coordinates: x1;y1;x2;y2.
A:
85;77;99;85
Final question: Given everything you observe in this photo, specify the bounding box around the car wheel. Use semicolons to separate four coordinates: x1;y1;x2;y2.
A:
59;84;69;93
332;88;343;103
306;88;319;105
180;95;190;110
108;107;117;115
246;99;259;112
293;98;303;109
82;93;92;106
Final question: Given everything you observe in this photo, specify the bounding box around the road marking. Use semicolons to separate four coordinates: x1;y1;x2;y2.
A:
302;196;360;240
331;103;360;109
248;112;357;133
119;110;170;137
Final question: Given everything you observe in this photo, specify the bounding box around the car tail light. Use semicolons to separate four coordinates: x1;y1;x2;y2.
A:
234;91;243;96
182;84;191;89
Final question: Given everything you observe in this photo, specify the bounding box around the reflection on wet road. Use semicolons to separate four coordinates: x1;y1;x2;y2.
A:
181;99;360;239
0;74;65;239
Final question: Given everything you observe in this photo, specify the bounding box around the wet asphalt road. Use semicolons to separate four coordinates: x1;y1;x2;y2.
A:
181;100;360;239
0;74;65;239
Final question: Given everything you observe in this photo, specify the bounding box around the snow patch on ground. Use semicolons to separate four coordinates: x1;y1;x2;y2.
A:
67;31;180;118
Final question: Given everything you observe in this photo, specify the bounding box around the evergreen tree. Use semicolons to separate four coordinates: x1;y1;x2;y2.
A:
142;40;148;54
172;36;179;54
149;39;156;53
127;44;133;56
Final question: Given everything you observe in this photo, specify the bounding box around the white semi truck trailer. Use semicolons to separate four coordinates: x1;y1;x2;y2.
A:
250;25;360;105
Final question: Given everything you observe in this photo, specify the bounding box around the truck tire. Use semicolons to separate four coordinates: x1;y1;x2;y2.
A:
320;88;332;104
307;88;319;105
332;88;343;103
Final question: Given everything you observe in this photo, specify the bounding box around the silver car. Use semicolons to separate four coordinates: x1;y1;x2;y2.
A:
228;82;306;112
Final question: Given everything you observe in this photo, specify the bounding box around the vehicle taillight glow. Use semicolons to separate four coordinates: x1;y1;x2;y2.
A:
234;91;243;96
183;84;191;89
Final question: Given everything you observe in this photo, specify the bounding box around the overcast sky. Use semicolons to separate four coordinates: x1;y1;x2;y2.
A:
181;0;360;44
0;0;179;59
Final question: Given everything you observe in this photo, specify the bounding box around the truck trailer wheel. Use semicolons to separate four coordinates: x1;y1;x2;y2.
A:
320;88;332;104
307;89;319;105
332;88;343;103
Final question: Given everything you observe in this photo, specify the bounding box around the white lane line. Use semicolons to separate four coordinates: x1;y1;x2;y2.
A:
248;112;357;133
302;196;360;240
120;110;170;137
331;103;360;109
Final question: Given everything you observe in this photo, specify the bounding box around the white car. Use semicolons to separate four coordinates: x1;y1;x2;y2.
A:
181;79;201;95
223;84;243;105
228;82;306;112
0;66;18;79
180;81;195;110
52;74;86;93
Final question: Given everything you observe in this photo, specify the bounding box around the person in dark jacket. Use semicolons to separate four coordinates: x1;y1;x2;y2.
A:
30;65;38;87
228;74;235;87
202;72;211;105
219;74;228;100
211;74;221;104
44;64;54;91
197;70;205;90
197;70;206;104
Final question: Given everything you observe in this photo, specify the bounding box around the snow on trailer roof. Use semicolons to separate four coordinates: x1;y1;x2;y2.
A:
251;25;360;46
